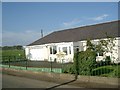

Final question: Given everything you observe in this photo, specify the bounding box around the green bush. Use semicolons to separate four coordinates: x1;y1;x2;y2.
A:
62;64;75;74
112;65;120;78
73;49;96;75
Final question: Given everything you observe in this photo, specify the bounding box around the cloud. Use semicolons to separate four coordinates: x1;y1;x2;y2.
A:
62;14;109;28
63;19;81;27
91;14;109;21
2;30;41;46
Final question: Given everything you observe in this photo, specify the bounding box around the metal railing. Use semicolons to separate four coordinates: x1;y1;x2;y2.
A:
1;56;119;78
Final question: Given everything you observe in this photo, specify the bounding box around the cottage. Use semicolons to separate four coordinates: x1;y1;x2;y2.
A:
25;20;120;63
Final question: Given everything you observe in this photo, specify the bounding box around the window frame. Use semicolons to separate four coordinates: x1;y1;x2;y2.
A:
50;46;57;55
62;47;68;55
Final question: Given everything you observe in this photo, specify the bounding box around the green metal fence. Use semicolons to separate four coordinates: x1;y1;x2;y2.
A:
1;56;63;73
1;56;119;78
0;64;62;73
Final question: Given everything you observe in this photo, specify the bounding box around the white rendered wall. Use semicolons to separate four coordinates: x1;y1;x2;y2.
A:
25;45;48;61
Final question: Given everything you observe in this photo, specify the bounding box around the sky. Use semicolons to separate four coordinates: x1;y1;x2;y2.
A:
0;2;1;46
2;2;118;46
2;0;120;2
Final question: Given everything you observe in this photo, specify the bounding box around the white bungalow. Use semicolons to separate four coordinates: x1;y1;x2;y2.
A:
25;20;120;63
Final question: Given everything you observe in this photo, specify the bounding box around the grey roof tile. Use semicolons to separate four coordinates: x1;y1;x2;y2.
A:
28;20;119;46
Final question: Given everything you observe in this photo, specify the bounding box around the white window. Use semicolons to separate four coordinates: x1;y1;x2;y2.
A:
63;47;67;55
97;52;103;56
92;40;99;45
80;42;84;51
69;46;71;54
50;46;57;54
74;46;79;53
50;47;52;54
59;47;61;52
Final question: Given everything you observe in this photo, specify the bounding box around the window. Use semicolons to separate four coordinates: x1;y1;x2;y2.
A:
99;52;103;56
97;52;103;56
58;47;61;52
50;47;52;54
74;46;79;53
80;42;84;51
50;46;57;54
69;46;71;54
63;47;67;55
92;41;99;45
53;46;57;54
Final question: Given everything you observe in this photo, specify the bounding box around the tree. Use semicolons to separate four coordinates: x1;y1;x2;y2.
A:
2;45;23;50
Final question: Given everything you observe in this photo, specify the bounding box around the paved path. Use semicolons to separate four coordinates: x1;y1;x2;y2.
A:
2;68;119;89
2;74;82;89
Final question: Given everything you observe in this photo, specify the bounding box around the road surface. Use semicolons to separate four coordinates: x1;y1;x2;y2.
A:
2;74;82;89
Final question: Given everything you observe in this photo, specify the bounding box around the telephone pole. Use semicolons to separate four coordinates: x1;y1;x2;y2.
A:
41;29;43;38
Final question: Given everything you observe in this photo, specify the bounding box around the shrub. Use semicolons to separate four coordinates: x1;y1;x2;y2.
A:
73;49;96;75
105;56;111;65
62;64;75;74
112;65;120;78
95;56;112;67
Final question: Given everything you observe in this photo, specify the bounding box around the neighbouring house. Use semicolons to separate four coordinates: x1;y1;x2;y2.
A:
25;20;120;63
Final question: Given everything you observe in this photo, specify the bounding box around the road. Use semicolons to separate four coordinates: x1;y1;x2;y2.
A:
2;74;82;89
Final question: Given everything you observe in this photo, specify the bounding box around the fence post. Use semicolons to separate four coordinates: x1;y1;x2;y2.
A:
9;56;10;68
75;48;79;80
50;61;52;72
62;59;63;73
26;59;27;70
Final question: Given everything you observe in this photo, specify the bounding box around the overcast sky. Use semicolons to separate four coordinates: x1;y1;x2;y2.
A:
2;2;118;46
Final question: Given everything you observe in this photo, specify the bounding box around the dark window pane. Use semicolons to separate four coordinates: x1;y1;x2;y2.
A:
99;52;103;56
69;46;71;54
53;46;57;54
50;47;52;54
63;47;67;55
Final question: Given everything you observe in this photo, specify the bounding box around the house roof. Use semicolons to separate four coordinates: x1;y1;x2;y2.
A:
28;20;119;46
